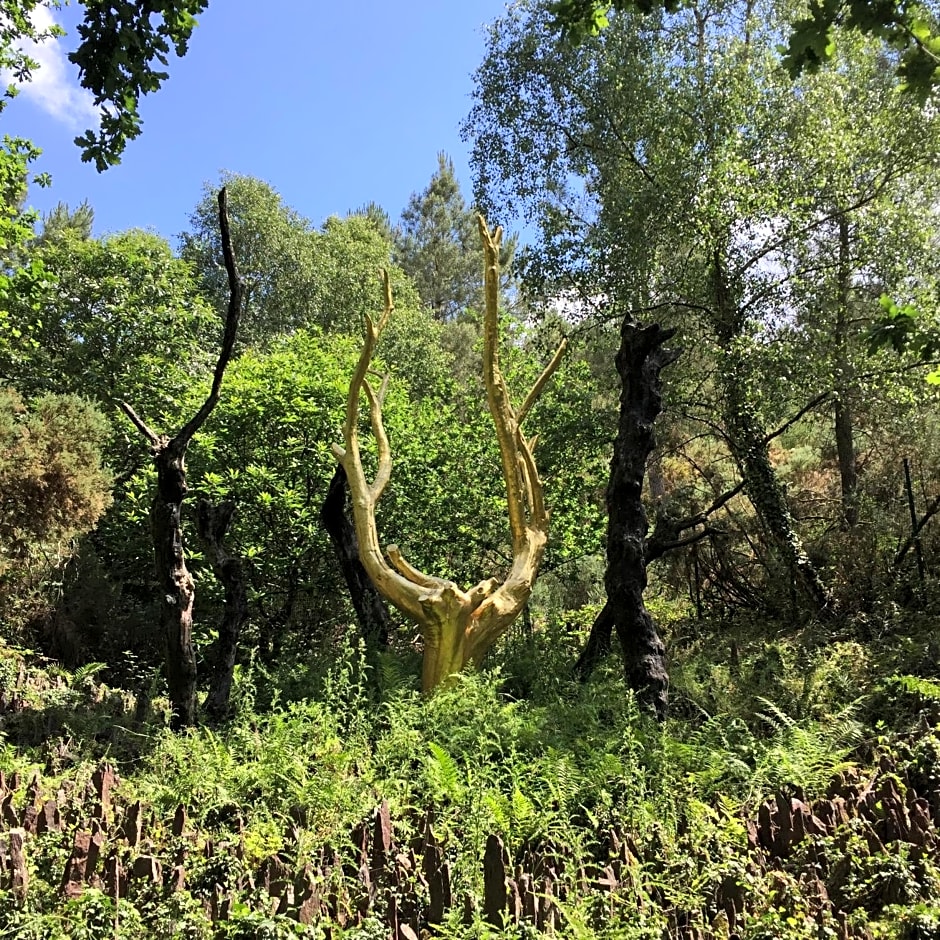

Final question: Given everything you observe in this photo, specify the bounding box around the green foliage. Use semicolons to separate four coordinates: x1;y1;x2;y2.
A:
189;329;363;647
3;615;940;937
214;905;310;938
782;0;940;96
70;0;209;170
0;225;219;661
0;390;112;634
873;675;940;729
549;0;940;94
182;173;421;347
139;698;369;839
3;228;217;415
0;134;49;362
868;295;940;384
0;1;205;398
320;213;422;331
0;2;60;92
39;200;94;242
182;173;323;346
394;151;501;321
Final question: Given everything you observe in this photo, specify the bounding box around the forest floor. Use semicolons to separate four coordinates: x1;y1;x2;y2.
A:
1;602;940;939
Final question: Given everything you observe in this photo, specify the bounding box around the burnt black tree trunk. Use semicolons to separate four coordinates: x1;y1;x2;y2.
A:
196;499;248;719
321;464;390;652
575;318;678;720
120;189;243;729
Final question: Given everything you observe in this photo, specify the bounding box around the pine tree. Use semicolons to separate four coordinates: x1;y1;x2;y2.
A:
40;201;95;242
394;153;483;321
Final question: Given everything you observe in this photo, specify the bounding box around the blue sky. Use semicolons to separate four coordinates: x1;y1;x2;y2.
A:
3;1;510;244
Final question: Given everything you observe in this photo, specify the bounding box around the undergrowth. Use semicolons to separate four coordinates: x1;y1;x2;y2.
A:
1;603;938;938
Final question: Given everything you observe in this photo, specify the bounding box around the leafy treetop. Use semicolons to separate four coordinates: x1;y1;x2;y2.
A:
0;0;208;171
69;0;209;170
549;0;940;93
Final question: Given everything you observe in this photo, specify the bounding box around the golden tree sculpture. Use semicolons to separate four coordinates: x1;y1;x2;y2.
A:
332;217;566;690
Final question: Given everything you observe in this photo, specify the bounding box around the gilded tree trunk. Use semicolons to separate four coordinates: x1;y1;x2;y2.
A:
333;219;565;691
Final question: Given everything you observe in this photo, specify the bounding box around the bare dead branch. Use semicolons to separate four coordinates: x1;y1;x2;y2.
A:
178;187;245;448
119;401;159;447
895;492;940;568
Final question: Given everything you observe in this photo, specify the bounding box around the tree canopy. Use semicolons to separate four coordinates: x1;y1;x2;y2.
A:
550;0;940;92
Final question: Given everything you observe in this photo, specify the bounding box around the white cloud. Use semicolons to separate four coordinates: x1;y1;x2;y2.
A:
3;6;99;128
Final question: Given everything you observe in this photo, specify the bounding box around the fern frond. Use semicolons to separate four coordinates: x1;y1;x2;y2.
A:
427;741;463;799
755;696;796;733
71;661;107;686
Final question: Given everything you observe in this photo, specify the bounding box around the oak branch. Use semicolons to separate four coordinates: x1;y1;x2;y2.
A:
332;216;567;690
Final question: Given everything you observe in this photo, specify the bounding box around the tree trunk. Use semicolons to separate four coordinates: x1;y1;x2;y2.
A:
721;376;830;608
120;188;244;728
834;213;858;528
196;499;248;719
321;465;390;653
151;441;198;730
575;319;676;720
834;398;857;527
332;221;564;693
712;254;831;611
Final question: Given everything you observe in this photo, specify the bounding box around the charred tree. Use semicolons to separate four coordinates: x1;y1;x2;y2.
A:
320;464;391;653
574;319;677;720
120;189;243;728
196;499;248;719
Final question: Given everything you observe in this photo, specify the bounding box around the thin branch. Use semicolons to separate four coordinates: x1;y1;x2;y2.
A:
119;401;159;447
738;256;844;319
178;187;245;448
646;482;745;562
694;480;747;522
855;358;940;382
367;370;391;406
675;408;734;446
895;493;940;568
649;526;723;560
601;109;657;185
518;337;568;425
762;390;833;445
735;171;912;281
